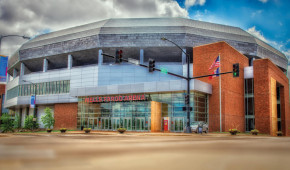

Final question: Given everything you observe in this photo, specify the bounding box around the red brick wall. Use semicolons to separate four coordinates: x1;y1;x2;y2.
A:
254;59;290;136
193;42;249;132
54;103;78;130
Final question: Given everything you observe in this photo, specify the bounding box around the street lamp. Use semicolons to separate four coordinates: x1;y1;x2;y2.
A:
0;35;30;53
161;37;192;133
22;80;37;118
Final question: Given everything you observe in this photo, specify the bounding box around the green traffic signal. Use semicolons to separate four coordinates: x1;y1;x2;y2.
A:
233;63;239;77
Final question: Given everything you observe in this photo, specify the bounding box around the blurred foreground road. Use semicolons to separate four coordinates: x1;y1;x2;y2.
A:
0;132;290;170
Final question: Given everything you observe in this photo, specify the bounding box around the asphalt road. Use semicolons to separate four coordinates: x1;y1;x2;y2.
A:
0;133;289;170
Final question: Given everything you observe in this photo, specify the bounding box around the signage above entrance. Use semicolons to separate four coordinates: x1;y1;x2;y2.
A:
84;94;147;103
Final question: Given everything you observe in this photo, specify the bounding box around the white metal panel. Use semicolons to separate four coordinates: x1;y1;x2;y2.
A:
244;66;253;79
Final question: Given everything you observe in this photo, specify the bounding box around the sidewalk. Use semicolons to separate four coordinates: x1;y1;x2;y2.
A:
6;130;274;138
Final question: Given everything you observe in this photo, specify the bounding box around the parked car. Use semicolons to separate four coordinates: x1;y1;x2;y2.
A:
184;121;208;133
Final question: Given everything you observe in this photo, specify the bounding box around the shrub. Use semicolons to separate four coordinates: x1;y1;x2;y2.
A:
41;107;55;129
24;115;39;130
13;114;21;129
0;113;14;133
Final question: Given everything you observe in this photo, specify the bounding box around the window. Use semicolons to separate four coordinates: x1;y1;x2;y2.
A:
245;78;255;131
6;80;71;100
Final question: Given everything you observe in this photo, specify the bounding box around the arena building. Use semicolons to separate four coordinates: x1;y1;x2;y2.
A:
4;18;289;136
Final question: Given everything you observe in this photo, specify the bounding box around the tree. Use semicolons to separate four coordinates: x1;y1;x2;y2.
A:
24;115;39;130
0;113;14;133
41;107;55;129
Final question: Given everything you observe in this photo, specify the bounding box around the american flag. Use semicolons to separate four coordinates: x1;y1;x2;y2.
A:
213;67;220;77
209;67;219;80
208;56;220;70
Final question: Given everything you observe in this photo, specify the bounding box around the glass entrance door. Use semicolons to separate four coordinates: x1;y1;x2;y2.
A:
111;117;120;130
133;117;145;131
88;118;98;129
171;117;184;132
101;117;110;130
122;117;132;130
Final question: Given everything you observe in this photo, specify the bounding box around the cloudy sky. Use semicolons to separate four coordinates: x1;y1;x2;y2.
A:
0;0;289;59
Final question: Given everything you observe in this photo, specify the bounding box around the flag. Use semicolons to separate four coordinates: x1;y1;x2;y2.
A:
209;68;219;80
208;55;220;70
213;67;219;77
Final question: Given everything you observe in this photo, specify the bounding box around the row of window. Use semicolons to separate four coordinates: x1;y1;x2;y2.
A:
7;80;70;100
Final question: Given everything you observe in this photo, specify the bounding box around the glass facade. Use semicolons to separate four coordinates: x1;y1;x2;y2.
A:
245;78;255;131
77;91;208;132
1;94;9;114
6;80;70;100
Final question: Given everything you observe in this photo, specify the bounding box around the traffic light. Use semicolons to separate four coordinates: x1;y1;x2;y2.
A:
115;50;123;63
149;58;155;72
233;63;239;77
115;50;120;63
184;94;189;104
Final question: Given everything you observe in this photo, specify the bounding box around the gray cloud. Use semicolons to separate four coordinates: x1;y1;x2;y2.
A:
0;0;188;56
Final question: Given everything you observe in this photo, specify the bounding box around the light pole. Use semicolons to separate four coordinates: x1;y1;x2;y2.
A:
161;37;192;133
22;80;37;119
0;35;30;53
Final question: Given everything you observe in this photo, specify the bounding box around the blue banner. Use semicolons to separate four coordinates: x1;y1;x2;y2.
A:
0;55;8;82
30;95;35;108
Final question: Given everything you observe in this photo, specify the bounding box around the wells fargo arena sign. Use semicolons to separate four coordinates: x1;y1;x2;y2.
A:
84;94;146;103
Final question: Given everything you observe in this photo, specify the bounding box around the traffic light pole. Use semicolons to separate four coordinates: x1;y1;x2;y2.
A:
101;52;234;133
185;51;192;133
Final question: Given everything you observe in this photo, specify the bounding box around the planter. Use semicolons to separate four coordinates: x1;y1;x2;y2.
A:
117;128;126;134
60;128;67;133
250;129;259;136
230;131;238;135
277;131;283;136
251;132;258;135
47;129;53;133
229;129;239;135
83;128;91;134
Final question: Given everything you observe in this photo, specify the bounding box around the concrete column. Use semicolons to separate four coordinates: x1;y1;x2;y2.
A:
98;49;103;66
20;63;25;76
13;68;18;78
270;78;278;136
6;74;10;83
43;58;48;72
182;49;187;77
150;101;162;132
68;54;73;69
140;49;144;64
182;49;186;65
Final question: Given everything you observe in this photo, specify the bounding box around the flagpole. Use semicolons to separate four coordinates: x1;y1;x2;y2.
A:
219;54;222;132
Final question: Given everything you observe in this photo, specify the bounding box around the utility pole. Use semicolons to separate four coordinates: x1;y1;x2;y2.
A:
161;37;192;133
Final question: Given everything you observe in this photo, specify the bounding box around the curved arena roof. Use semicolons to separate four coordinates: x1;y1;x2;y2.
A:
8;18;288;73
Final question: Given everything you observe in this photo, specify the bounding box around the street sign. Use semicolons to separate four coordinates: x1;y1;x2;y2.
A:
160;67;168;74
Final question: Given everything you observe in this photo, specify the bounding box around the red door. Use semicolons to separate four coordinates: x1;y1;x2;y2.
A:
164;120;168;131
